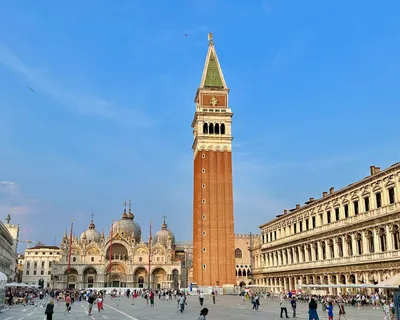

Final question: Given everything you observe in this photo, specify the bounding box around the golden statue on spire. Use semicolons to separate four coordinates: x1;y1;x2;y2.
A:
208;32;213;43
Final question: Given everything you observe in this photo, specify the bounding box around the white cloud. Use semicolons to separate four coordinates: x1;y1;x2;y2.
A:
0;181;40;217
0;181;20;195
0;41;154;127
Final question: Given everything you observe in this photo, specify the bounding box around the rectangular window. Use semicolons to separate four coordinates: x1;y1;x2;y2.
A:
376;192;382;208
327;211;331;224
41;271;44;275
48;271;51;275
364;197;370;212
49;262;52;268
354;200;359;215
26;271;29;275
344;204;349;218
335;208;340;221
41;261;45;268
312;216;316;228
319;214;323;225
305;219;309;231
294;223;297;234
299;222;303;232
27;262;30;269
274;230;277;240
389;187;395;204
33;271;37;275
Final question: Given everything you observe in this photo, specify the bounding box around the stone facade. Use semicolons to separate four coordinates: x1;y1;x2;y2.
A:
50;207;182;290
251;163;400;294
0;220;15;281
235;234;259;287
192;33;235;286
22;246;62;288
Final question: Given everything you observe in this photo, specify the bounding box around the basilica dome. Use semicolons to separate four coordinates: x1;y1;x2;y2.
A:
112;208;141;242
153;218;175;246
80;220;101;242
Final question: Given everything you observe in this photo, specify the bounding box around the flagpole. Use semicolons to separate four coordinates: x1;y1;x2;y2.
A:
66;219;74;290
148;221;152;290
108;220;114;287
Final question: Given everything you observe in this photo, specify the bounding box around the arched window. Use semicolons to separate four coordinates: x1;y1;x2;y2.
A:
203;123;208;134
356;233;363;255
138;276;144;288
392;225;400;250
379;228;387;252
243;269;247;277
238;269;242;277
337;238;343;257
209;123;214;134
346;235;353;256
367;230;374;253
221;123;225;134
88;276;94;288
91;257;94;262
215;123;220;134
235;248;242;259
73;257;76;262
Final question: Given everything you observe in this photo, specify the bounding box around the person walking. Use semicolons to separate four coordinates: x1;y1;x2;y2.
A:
338;300;347;320
309;297;319;320
87;294;95;316
97;294;104;313
65;294;72;314
178;294;186;313
327;301;334;320
44;299;55;320
199;291;205;306
212;291;216;304
198;307;209;320
291;297;297;318
280;296;289;318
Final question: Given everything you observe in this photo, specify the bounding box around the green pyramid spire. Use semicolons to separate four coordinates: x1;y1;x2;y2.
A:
204;53;224;88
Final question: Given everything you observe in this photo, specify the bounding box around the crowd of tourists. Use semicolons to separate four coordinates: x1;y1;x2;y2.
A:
240;289;397;320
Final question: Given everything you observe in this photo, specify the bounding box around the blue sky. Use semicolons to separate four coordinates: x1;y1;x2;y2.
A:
1;0;400;251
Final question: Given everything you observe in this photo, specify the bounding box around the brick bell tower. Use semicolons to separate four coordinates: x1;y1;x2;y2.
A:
192;33;235;287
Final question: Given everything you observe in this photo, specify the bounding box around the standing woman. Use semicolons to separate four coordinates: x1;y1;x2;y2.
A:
338;300;347;320
45;299;55;320
309;297;319;320
97;294;104;313
198;307;209;320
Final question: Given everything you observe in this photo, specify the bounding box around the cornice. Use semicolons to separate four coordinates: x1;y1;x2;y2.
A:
259;163;400;229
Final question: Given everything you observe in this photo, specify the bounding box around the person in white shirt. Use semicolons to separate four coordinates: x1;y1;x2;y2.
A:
280;296;289;318
199;291;204;306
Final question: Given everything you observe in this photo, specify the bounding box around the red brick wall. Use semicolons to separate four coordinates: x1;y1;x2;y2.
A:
193;150;236;286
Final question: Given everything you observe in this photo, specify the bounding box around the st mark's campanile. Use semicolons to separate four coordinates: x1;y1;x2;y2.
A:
192;33;236;287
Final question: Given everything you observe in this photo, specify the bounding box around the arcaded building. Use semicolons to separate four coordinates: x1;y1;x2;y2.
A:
51;206;182;289
192;33;236;287
251;164;400;294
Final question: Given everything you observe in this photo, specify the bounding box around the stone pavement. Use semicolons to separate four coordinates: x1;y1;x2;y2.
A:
0;295;385;320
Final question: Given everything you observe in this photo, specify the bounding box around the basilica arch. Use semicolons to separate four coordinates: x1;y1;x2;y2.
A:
152;267;167;289
134;267;148;289
83;267;97;288
105;263;128;288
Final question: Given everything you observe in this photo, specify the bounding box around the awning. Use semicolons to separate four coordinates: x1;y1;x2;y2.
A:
377;274;400;288
0;272;7;289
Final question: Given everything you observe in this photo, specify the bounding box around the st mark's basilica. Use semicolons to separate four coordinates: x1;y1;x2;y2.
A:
51;203;183;290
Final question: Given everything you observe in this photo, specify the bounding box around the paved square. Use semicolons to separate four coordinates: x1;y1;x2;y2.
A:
0;295;386;319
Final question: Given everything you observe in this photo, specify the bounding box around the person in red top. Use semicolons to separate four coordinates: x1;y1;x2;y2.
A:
65;294;71;314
